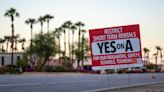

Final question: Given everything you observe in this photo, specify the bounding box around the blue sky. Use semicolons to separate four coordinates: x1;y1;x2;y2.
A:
0;0;164;60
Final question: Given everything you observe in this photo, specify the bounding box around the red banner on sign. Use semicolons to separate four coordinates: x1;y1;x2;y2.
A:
89;24;143;70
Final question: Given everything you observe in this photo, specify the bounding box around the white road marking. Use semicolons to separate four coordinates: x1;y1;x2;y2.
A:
0;80;99;87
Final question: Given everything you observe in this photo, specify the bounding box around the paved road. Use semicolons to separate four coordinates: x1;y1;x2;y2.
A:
0;73;164;92
99;83;164;92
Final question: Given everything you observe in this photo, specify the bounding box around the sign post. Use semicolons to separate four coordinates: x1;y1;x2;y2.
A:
89;24;143;70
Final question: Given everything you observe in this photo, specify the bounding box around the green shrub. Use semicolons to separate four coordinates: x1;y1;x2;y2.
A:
146;64;155;70
43;65;67;72
0;67;6;74
117;69;128;74
43;65;55;72
106;69;115;74
16;59;28;71
54;66;66;72
4;65;17;74
62;61;72;68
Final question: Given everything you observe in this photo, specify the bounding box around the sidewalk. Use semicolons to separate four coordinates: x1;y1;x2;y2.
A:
99;83;164;92
21;72;89;76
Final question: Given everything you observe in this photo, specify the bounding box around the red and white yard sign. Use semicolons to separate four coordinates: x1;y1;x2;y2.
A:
89;24;143;70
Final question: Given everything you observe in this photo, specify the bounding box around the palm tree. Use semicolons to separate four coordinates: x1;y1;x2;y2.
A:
0;38;5;52
153;53;158;72
54;27;62;63
25;18;36;49
61;23;67;57
13;34;20;52
44;14;54;33
81;29;86;67
19;38;26;50
75;21;85;68
156;46;163;61
143;47;150;64
4;7;20;65
65;21;72;59
70;25;77;61
4;36;11;52
38;16;46;33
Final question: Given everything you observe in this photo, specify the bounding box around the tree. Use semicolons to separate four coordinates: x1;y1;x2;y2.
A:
4;36;11;52
75;21;85;68
70;24;77;61
27;32;56;71
64;21;72;59
38;16;46;33
53;27;62;63
74;37;90;68
156;46;163;62
143;47;150;64
25;18;36;49
153;53;158;72
0;38;5;52
13;34;20;52
61;23;67;57
19;38;26;50
44;14;54;33
81;29;87;66
4;7;20;65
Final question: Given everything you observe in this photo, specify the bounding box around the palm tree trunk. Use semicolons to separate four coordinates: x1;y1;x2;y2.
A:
30;24;33;48
155;56;158;72
0;43;1;52
2;44;4;52
81;33;84;67
30;24;33;67
72;31;74;62
59;35;61;63
77;28;81;68
68;29;71;60
41;22;43;34
144;52;146;63
147;52;150;64
0;43;2;53
11;21;14;65
64;30;66;57
22;42;25;50
6;41;9;52
14;39;17;52
47;21;49;33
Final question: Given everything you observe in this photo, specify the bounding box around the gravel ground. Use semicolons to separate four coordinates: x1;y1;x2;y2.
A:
99;83;164;92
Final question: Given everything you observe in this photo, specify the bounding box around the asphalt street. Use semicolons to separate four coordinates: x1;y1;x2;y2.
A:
0;73;164;92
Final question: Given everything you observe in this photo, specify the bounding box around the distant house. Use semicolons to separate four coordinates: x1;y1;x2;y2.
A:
0;52;24;67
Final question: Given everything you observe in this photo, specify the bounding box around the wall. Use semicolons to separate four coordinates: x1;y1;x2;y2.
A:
0;52;23;67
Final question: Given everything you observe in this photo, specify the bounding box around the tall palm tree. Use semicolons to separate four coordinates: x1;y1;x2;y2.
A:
61;23;67;57
75;21;85;68
19;38;26;50
38;16;46;33
143;47;150;64
65;21;72;59
44;14;54;33
4;36;11;52
4;7;20;65
54;27;62;63
81;29;86;67
153;53;158;72
13;34;20;52
0;38;5;52
25;18;36;49
156;46;163;61
70;25;77;61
